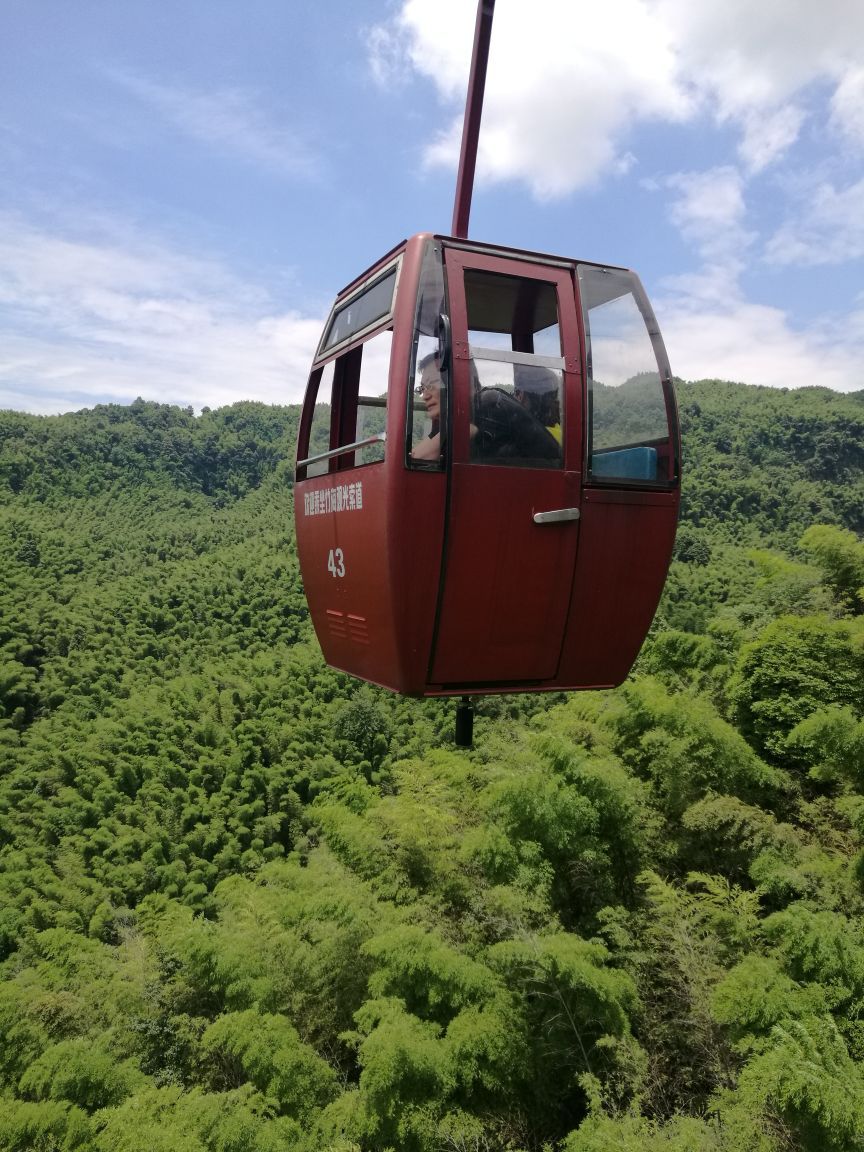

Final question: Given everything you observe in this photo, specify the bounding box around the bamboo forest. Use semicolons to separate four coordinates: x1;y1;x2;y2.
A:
2;379;864;1152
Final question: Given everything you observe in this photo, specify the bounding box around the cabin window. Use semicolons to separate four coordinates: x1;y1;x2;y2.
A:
465;269;564;468
304;361;335;478
319;261;399;357
296;328;391;480
352;329;390;465
579;266;675;485
407;242;448;469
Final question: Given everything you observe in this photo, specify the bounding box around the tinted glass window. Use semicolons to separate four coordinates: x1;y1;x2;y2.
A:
408;242;448;468
304;361;334;478
464;269;563;469
320;266;398;354
579;266;672;484
297;331;390;478
353;330;390;466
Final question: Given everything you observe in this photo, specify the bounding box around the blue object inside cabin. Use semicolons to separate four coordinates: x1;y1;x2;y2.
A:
591;446;657;480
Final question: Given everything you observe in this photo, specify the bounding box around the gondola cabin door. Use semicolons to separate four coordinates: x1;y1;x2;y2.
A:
430;249;583;688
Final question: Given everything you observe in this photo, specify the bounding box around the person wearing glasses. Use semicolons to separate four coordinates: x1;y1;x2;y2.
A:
410;352;447;462
411;352;559;466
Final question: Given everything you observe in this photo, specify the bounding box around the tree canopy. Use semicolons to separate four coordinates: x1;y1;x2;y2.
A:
1;382;863;1151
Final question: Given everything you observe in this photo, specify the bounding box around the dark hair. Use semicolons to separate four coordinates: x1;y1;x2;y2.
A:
513;363;558;394
514;364;560;428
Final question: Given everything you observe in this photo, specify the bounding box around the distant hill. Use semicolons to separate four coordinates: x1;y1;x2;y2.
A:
676;380;864;543
0;399;300;502
3;381;863;543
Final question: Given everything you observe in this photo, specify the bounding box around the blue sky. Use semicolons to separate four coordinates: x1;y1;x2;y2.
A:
2;0;864;414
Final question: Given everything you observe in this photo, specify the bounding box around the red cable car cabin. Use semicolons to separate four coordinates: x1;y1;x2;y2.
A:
294;233;680;697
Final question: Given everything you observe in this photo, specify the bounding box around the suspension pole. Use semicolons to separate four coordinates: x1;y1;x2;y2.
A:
454;696;475;748
451;0;495;239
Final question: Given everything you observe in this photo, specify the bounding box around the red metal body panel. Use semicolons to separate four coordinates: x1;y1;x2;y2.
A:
295;237;448;695
430;463;580;685
294;233;681;698
555;488;679;688
299;466;397;681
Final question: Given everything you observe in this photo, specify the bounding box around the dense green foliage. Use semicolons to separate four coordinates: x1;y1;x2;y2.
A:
1;382;863;1151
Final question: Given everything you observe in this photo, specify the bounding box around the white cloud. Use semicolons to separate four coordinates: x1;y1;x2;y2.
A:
374;0;479;101
374;0;691;198
0;216;324;414
364;1;864;394
366;24;416;89
667;167;747;239
737;105;805;175
106;70;320;179
371;0;864;195
656;167;864;390
830;66;864;149
764;177;864;266
660;167;755;304
658;288;864;392
653;0;864;105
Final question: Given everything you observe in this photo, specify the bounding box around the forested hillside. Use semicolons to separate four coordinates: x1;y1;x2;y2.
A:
1;381;864;1152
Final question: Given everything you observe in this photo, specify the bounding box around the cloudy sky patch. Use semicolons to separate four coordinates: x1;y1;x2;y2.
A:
1;0;862;413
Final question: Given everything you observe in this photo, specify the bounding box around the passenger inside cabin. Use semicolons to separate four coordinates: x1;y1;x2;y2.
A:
410;352;445;462
513;363;562;444
471;382;560;465
411;353;561;467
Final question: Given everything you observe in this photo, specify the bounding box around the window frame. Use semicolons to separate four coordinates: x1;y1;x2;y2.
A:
578;264;679;490
406;240;449;472
296;328;392;480
461;267;565;470
316;255;403;360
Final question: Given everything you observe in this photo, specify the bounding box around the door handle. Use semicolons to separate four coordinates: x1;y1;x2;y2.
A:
533;507;581;524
